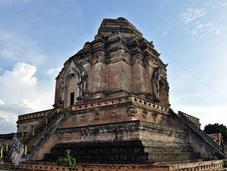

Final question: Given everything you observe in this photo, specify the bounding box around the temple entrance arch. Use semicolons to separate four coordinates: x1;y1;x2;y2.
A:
65;74;79;107
61;61;88;108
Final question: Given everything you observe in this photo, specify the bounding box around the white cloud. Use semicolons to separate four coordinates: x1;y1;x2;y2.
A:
192;22;221;36
210;25;221;35
0;30;46;65
46;67;61;78
222;2;227;7
0;63;54;133
192;30;198;35
0;116;16;133
1;62;37;87
0;99;5;105
181;8;206;24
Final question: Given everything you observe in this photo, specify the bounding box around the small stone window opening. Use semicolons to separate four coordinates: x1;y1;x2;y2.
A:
70;92;75;106
159;79;166;106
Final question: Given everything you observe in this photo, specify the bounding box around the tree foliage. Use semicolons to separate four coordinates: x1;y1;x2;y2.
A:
57;150;76;168
224;160;227;168
204;123;227;141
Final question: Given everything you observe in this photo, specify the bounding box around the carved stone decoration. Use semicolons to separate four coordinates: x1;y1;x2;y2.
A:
110;112;117;119
142;56;149;68
80;114;87;123
142;109;148;119
8;136;25;165
104;54;111;65
152;67;160;101
94;112;100;121
151;66;169;104
127;107;137;117
131;51;143;65
62;60;88;107
152;112;158;122
168;129;174;136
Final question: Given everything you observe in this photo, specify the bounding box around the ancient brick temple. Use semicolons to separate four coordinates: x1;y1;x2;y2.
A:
2;17;225;164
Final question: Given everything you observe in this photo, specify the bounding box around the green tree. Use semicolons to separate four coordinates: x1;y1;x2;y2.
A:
224;160;227;168
204;123;227;141
57;150;76;168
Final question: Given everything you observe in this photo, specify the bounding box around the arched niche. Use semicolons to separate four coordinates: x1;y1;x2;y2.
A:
65;74;79;107
61;60;87;108
151;67;169;106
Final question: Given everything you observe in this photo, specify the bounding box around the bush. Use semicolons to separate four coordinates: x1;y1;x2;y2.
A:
57;150;76;168
223;160;227;168
204;123;227;140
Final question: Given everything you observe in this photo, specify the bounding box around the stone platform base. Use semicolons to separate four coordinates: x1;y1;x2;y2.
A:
42;121;200;164
0;160;224;171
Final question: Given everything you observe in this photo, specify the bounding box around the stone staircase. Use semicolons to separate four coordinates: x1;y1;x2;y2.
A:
145;143;201;162
178;112;225;159
6;108;68;161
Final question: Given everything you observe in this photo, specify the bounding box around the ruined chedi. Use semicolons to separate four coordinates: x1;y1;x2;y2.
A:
13;17;224;164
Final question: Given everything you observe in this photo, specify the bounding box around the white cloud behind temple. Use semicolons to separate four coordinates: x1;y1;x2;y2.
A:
0;63;54;133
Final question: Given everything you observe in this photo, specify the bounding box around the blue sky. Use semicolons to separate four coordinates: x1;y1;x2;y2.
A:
0;0;227;133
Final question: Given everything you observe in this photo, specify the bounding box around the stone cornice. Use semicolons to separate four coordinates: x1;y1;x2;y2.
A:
57;120;141;134
56;120;182;137
70;95;169;114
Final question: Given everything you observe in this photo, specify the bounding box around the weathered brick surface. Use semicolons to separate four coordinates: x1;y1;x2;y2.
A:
0;160;223;171
13;17;224;164
54;17;170;108
42;121;199;163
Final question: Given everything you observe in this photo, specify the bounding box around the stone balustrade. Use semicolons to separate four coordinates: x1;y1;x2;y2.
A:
168;160;223;171
178;113;224;157
72;96;129;111
18;109;53;121
72;96;168;113
178;111;201;128
131;96;168;113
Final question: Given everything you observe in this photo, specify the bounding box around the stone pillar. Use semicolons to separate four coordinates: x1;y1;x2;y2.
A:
89;62;106;98
131;51;146;94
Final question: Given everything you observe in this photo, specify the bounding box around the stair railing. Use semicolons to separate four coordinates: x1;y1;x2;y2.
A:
178;113;224;157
